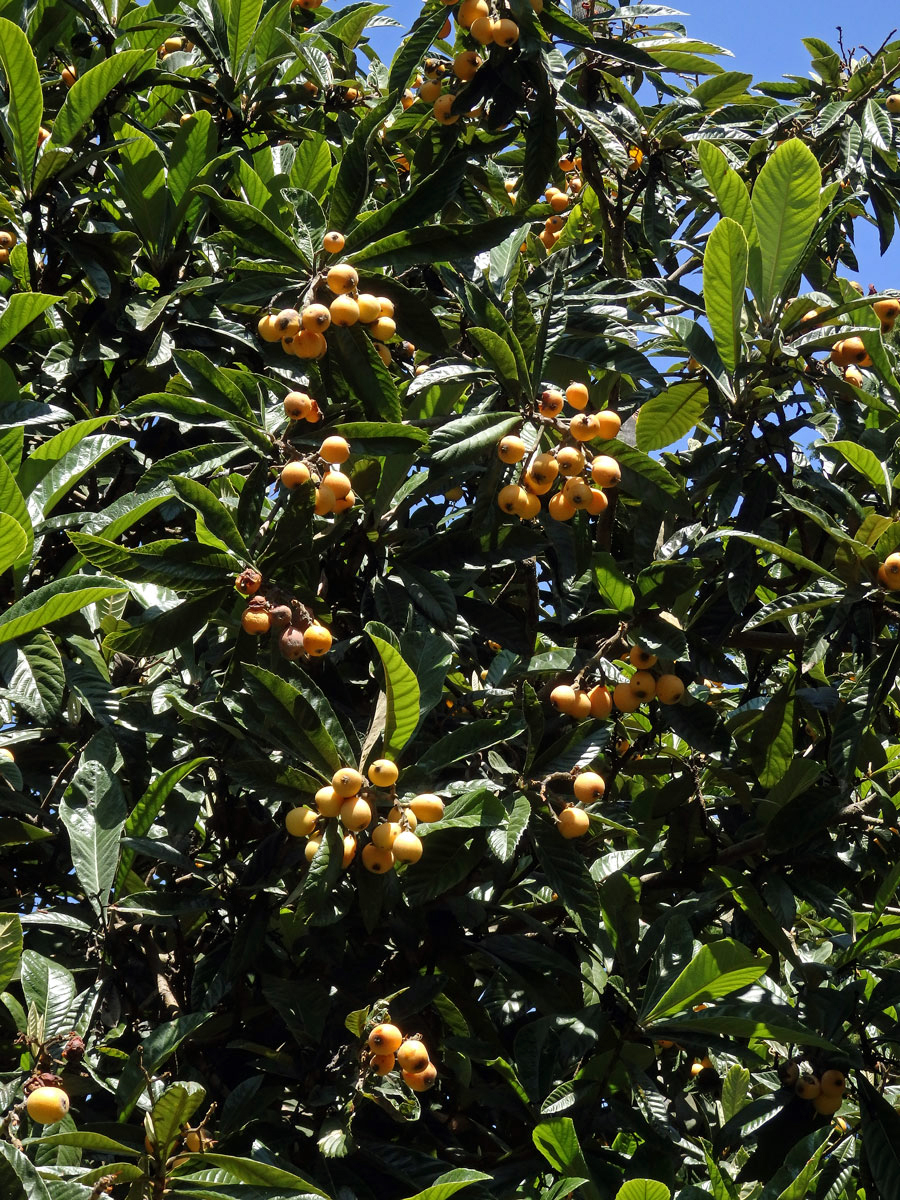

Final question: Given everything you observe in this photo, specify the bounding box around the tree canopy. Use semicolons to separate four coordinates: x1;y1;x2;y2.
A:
3;1;900;1197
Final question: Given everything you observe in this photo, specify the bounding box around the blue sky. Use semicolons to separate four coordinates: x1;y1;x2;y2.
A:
370;0;900;288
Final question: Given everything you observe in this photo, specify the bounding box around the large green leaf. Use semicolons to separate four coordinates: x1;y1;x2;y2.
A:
58;733;127;914
227;0;263;77
115;757;212;893
150;1081;207;1156
641;939;770;1022
635;381;708;451
171;475;248;557
697;139;762;300
0;512;27;575
0;913;22;993
366;626;420;758
857;1075;900;1200
48;50;154;150
4;631;65;724
533;1118;599;1200
616;1183;671;1200
0;19;42;193
398;1169;493;1200
750;138;821;315
0;294;63;352
20;950;75;1036
0;575;128;647
824;440;891;505
704;217;747;373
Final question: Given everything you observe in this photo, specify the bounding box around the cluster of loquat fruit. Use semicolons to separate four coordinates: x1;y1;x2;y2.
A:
367;1021;437;1092
877;551;900;591
236;567;333;658
285;761;446;874
158;35;193;56
555;770;606;839
550;645;685;720
418;0;540;126
534;165;583;248
496;383;622;522
281;415;358;516
257;234;397;364
823;294;899;386
0;228;16;267
781;1061;848;1116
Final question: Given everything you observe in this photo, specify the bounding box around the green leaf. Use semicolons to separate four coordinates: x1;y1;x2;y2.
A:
0;19;42;193
5;631;66;724
171;475;248;557
698;140;762;301
23;1132;140;1156
47;51;154;151
427;412;521;468
0;575;128;647
0;455;30;564
227;0;263;77
615;1183;671;1200
750;679;795;789
0;1144;49;1200
387;7;451;96
366;627;420;757
188;1154;330;1194
823;440;891;505
704;217;747;373
117;1011;213;1115
641;939;770;1022
195;186;309;268
20;950;75;1036
0;293;63;352
0;513;27;575
398;1168;493;1200
348;214;531;272
720;1063;750;1123
533;1118;599;1200
0;913;22;993
651;1001;838;1050
59;734;127;914
534;817;600;939
115;758;212;894
329;93;398;236
635;381;708;451
712;531;842;583
854;1075;900;1200
150;1082;207;1156
467;327;521;399
594;552;635;610
750;138;821;315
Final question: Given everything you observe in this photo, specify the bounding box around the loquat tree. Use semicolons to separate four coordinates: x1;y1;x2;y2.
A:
2;0;900;1196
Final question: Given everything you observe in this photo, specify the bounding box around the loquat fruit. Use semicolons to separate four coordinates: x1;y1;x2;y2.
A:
548;492;577;521
363;844;395;873
397;1038;430;1072
545;214;566;233
493;17;519;45
588;684;612;719
323;230;345;253
498;483;528;514
550;684;583;715
241;606;271;635
458;0;488;24
613;681;640;712
268;605;292;631
556;446;585;476
527;452;559;488
629;670;656;701
887;94;900;113
469;15;495;42
302;304;331;332
320;435;351;463
315;485;336;515
454;51;482;81
562;477;592;508
498;435;527;463
305;837;322;861
594;410;621;439
330;295;359;326
409;793;444;822
357;293;381;323
274;308;301;337
295;330;328;358
392;830;424;863
333;768;364;797
570;413;601;441
322;470;352;500
372;821;400;848
342;834;357;868
586;487;608;515
388;805;417;829
61;65;77;87
368;759;399;787
874;297;900;330
26;1087;70;1124
368;1023;403;1054
340;796;373;831
559;155;574;171
235;567;262;595
516;490;541;519
549;192;568;213
369;316;396;341
284;390;312;419
419;79;442;103
375;343;392;367
813;1094;843;1116
558;806;590;838
539;388;565;417
315;786;343;817
327;264;358;294
378;296;394;318
573;772;605;802
656;674;685;705
303;623;332;656
371;1052;396;1074
566;382;589;409
279;626;305;660
285;805;318;837
629;645;657;669
820;1070;846;1098
433;94;460;125
333;490;356;513
591;455;621;487
258;313;282;342
795;1074;821;1100
844;365;864;386
830;337;871;367
403;1062;438;1091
